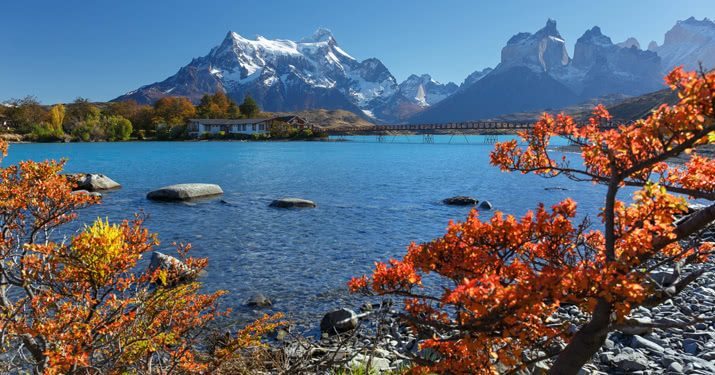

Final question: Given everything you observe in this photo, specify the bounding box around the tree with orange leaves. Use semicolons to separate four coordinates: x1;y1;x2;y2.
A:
350;67;715;374
0;141;281;374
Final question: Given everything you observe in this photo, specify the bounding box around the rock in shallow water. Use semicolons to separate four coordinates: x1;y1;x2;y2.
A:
479;200;493;210
71;173;121;192
269;198;316;208
147;251;196;284
147;183;223;201
442;196;478;206
246;293;272;307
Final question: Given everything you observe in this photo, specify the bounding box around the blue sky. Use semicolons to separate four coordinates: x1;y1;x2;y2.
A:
1;0;713;104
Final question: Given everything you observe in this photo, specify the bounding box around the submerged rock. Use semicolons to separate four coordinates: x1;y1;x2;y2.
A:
72;190;103;198
246;293;272;308
443;196;478;206
269;198;316;208
147;183;223;201
320;308;358;335
70;173;121;192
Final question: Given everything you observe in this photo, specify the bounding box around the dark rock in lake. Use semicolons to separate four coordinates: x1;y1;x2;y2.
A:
147;183;223;201
479;200;493;210
70;173;121;192
443;196;478;206
269;198;317;208
320;308;358;335
246;293;272;307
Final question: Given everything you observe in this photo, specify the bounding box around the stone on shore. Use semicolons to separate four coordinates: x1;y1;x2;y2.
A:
71;173;121;192
320;308;358;335
443;196;478;206
269;198;316;208
147;183;223;201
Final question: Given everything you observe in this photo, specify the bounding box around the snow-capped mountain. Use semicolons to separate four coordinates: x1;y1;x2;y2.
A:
363;74;458;122
411;20;667;123
116;17;715;124
116;29;410;121
396;74;458;107
557;26;662;98
650;17;715;72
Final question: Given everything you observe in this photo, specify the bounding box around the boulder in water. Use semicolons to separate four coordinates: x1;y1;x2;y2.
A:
70;174;121;192
269;198;316;208
479;200;493;210
246;293;272;307
147;183;223;201
443;196;478;206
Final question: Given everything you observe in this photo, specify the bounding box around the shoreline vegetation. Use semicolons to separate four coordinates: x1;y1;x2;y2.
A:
0;92;330;144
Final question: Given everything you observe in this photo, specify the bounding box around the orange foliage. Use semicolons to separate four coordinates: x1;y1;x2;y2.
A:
350;68;715;373
0;140;281;374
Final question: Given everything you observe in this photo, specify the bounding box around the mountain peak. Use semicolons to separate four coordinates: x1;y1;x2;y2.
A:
302;28;336;44
617;37;641;49
577;26;613;47
541;18;559;35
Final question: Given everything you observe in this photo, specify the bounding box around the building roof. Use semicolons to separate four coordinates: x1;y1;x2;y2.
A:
188;118;271;125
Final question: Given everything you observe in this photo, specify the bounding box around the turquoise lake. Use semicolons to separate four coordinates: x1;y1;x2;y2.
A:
5;137;617;331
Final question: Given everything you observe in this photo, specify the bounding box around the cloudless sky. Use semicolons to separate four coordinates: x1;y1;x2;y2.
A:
1;0;713;104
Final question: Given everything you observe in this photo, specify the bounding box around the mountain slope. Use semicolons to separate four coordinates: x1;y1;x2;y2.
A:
411;20;668;123
651;17;715;72
410;66;579;123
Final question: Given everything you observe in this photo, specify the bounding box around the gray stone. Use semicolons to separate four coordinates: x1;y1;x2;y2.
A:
320;308;358;335
246;293;272;307
619;317;653;336
72;173;121;192
147;251;195;283
684;338;700;355
348;354;391;372
443;196;478;206
668;362;684;373
630;335;665;353
147;183;223;201
269;198;316;208
610;348;648;371
478;200;493;210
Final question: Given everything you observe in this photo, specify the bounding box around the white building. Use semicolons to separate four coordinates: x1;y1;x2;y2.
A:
188;118;271;137
187;116;312;137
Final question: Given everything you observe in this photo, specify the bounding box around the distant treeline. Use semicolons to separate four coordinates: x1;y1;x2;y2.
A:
0;92;264;142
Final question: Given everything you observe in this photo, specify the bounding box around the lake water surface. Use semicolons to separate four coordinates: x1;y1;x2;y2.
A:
5;137;614;331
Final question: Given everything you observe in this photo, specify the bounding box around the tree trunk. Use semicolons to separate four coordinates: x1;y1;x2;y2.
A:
549;299;611;375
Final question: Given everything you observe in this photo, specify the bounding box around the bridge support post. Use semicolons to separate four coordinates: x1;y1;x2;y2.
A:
483;134;499;145
423;134;434;144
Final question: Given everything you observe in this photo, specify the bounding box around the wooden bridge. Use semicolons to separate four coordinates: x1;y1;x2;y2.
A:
325;120;616;144
326;121;535;135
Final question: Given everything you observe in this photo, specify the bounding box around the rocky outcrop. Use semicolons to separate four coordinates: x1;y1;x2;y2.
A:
269;198;316;208
70;174;121;192
147;183;223;201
